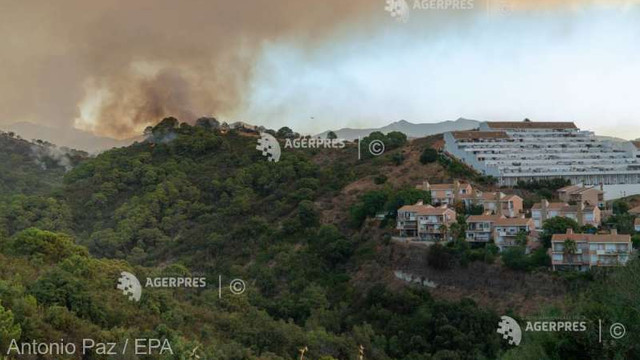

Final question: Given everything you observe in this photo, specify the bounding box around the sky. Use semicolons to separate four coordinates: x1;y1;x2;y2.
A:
1;0;640;143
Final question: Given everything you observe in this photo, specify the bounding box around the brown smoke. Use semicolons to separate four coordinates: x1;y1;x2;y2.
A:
1;0;635;139
0;0;377;139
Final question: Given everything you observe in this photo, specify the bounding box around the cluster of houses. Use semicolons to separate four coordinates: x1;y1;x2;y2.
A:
396;180;634;270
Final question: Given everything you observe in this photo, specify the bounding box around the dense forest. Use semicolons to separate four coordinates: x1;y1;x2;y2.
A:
0;118;638;360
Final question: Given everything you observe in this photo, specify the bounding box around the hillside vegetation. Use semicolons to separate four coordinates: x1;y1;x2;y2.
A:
0;118;637;360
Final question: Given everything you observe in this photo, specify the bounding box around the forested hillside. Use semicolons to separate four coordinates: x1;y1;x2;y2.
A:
0;118;505;360
0;118;638;360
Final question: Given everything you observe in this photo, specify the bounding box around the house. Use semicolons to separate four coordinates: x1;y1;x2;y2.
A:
531;199;601;230
466;213;504;243
397;201;457;242
493;217;537;252
557;185;605;208
550;229;632;271
635;218;640;232
417;180;473;206
416;180;523;217
473;192;523;218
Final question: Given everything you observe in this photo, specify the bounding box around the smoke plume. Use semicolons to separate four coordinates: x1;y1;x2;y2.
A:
0;0;636;140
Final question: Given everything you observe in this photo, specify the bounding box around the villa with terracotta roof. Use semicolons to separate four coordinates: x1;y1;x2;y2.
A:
531;199;601;230
444;120;640;187
557;184;604;208
417;180;473;206
466;214;504;243
417;180;523;217
493;217;537;252
473;192;523;218
550;229;632;271
397;201;457;242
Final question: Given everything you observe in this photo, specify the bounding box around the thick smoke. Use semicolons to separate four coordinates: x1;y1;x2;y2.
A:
0;0;634;140
0;0;377;139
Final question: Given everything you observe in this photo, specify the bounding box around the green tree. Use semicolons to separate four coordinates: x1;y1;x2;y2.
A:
420;148;439;164
612;200;630;215
0;305;21;353
7;228;87;263
515;230;528;247
326;131;337;140
298;200;319;228
501;246;529;271
541;217;580;247
276;127;295;139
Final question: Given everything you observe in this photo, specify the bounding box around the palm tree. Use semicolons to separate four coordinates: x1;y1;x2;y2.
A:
439;224;449;243
563;239;578;265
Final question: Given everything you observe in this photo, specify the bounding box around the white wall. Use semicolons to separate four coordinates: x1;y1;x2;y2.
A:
602;184;640;201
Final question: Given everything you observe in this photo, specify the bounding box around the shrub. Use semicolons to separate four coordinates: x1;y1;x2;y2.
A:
427;244;454;270
373;174;387;185
419;148;439;164
501;246;529;271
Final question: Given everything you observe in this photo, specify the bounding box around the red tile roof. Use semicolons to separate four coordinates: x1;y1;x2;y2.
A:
485;121;578;130
531;202;566;210
450;131;510;140
467;214;505;223
552;233;631;243
557;185;582;193
494;218;534;227
398;204;454;216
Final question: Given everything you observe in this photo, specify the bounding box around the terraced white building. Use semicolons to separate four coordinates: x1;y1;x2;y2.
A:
444;120;640;187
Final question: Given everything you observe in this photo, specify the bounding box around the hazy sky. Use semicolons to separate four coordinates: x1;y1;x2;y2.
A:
1;0;640;141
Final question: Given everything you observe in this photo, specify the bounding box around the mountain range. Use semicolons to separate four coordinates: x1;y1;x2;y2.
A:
3;122;139;153
2;118;481;153
315;118;480;140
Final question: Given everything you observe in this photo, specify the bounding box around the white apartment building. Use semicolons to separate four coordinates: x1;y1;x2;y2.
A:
444;120;640;187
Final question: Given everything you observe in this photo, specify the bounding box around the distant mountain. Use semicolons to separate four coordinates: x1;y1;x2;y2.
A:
3;122;139;153
594;135;629;143
315;118;480;140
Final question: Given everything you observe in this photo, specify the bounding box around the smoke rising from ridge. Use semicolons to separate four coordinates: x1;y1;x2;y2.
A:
1;0;638;140
1;0;377;139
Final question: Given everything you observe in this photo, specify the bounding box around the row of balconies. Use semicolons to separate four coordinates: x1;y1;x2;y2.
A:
469;150;629;158
499;167;640;175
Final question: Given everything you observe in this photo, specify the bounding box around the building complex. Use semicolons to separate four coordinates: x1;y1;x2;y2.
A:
418;181;523;217
444;120;640;187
